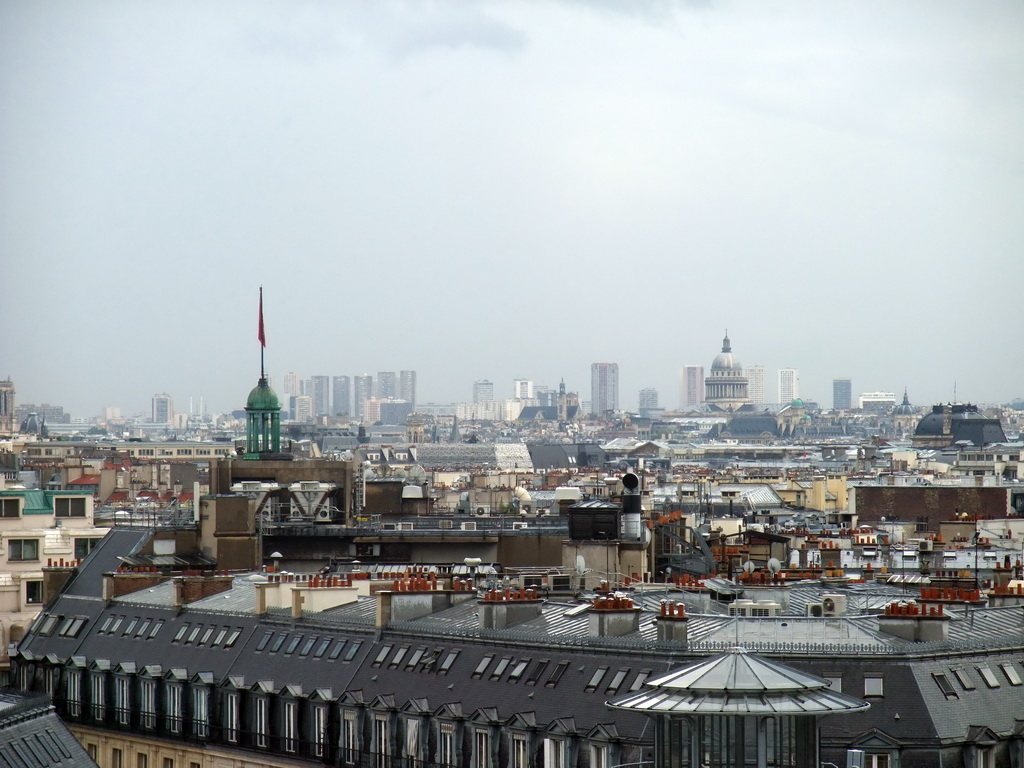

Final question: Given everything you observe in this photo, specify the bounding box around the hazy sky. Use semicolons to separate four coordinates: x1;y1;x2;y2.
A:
3;1;1022;418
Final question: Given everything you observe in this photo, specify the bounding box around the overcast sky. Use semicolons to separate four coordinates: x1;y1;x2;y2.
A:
2;1;1022;418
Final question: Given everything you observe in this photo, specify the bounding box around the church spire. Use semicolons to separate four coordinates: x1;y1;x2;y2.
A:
722;329;731;353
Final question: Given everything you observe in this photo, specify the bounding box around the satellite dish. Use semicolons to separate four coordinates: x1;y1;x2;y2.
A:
767;557;782;574
622;472;640;491
742;560;755;574
575;555;587;575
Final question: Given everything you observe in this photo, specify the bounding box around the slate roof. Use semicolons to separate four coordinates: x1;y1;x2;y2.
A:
0;690;96;768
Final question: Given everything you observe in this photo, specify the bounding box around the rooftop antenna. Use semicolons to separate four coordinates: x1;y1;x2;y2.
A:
953;381;957;403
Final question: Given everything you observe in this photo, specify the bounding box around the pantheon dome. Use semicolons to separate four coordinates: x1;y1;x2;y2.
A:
705;332;750;411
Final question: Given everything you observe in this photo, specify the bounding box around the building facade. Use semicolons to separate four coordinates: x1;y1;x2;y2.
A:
353;376;373;422
310;376;330;420
747;365;766;406
377;373;397;400
590;363;619;416
399;371;416;410
332;376;351;418
151;394;173;425
473;380;494;404
679;366;704;410
0;378;14;435
833;378;852;410
778;368;799;404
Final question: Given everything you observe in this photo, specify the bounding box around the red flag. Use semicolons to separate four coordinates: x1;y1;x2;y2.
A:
258;288;266;347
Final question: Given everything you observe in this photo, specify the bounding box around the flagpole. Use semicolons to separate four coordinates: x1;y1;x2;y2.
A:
259;286;266;380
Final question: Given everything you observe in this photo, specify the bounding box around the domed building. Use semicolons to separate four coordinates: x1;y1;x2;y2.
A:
891;388;919;436
912;402;1007;449
704;331;750;412
243;375;284;459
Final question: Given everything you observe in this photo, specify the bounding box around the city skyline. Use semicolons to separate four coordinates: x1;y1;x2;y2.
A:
3;2;1021;416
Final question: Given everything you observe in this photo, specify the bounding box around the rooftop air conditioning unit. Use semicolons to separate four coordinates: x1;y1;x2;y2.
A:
806;602;825;618
439;520;453;530
512;522;529;530
461;521;477;531
381;523;397;531
315;509;332;522
547;575;572;592
300;481;320;491
918;540;933;552
399;522;414;531
822;594;847;617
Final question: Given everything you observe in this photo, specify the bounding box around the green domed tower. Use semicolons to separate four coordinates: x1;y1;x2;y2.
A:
243;287;283;459
244;375;281;458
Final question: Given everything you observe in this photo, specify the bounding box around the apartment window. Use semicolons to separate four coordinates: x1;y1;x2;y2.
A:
508;659;530;683
933;673;957;698
65;670;82;717
439;650;460;674
439;723;455;767
192;687;210;739
55;497;87;517
472;655;494;679
864;675;884;697
606;668;630;695
978;666;1001;688
255;697;269;748
166;684;183;733
300;637;317;657
140;680;157;728
343;712;358;765
474;729;491;768
224;693;239;743
136;754;148;768
513;734;530;768
544;738;564;768
526;660;549;686
38;615;60;636
86;744;97;761
405;717;421;761
388;646;409;668
313;705;328;758
283;700;297;752
374;715;391;768
546;661;569;688
825;676;843;692
314;639;331;658
591;745;608;768
115;677;131;725
256;631;273;651
25;580;43;605
1000;662;1022;686
585;667;609;692
9;539;40;561
163;759;174;768
330;640;348;660
0;499;19;517
111;748;123;768
73;537;98;560
490;656;512;681
90;674;105;720
952;668;976;690
866;755;890;768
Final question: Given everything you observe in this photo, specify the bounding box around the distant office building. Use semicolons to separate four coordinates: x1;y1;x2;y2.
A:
310;375;330;418
377;372;398;400
361;397;382;425
103;405;121;422
473;380;495;403
747;365;766;406
778;368;799;404
151;394;173;424
535;386;556;407
333;376;351;417
282;372;301;400
292;394;313;423
591;362;619;415
833;378;852;410
399;370;416;408
354;375;373;420
380;399;414;425
680;366;704;409
513;379;534;400
0;379;14;434
638;387;659;417
705;333;749;411
859;391;897;413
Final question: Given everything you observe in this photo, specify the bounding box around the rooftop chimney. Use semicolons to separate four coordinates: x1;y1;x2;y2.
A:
877;601;950;643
